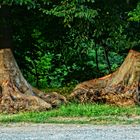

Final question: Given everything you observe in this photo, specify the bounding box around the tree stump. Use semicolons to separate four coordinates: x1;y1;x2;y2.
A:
0;48;67;113
70;50;140;106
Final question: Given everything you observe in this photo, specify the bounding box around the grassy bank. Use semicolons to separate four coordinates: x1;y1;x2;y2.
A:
1;103;140;124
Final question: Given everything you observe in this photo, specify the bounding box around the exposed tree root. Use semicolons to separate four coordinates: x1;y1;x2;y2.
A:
0;80;52;113
69;50;140;106
32;87;67;108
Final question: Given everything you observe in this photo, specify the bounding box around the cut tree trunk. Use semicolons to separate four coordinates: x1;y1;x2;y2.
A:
0;48;66;113
70;50;140;106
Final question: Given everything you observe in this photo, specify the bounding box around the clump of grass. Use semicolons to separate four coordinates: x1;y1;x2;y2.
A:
0;103;140;124
56;103;140;117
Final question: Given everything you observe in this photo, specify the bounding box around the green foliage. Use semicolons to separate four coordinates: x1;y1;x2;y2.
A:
129;2;140;21
1;0;140;88
41;0;98;26
25;52;53;87
23;29;71;88
1;0;36;8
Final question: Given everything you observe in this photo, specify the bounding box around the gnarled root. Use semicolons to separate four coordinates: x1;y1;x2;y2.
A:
0;81;67;113
32;87;67;108
69;84;136;106
0;81;52;113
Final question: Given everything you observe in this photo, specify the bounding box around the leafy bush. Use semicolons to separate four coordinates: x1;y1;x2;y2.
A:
11;0;140;88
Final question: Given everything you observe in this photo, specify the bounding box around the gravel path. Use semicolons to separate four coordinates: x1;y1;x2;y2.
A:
0;123;140;140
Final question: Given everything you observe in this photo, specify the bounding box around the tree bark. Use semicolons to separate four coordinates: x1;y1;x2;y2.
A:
70;50;140;106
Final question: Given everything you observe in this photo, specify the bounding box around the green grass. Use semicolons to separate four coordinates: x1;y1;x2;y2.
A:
1;103;140;124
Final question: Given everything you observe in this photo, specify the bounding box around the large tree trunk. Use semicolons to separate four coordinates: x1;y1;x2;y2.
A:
0;48;67;113
70;50;140;106
0;5;66;113
0;48;51;113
